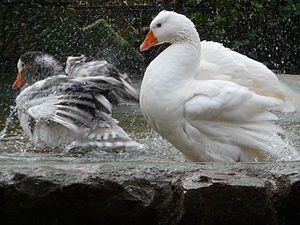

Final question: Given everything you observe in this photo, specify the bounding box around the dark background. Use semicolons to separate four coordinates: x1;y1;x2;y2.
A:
1;0;299;75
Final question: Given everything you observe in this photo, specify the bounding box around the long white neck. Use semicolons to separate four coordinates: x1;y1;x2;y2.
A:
140;26;201;129
142;35;201;89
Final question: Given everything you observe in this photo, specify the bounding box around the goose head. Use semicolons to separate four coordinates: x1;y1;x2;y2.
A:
140;10;199;51
12;51;64;89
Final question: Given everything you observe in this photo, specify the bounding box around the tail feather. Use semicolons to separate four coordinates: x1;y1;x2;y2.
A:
65;123;142;151
65;138;142;151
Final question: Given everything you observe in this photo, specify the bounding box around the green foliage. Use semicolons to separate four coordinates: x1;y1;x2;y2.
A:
0;0;144;76
1;0;299;74
184;0;299;73
0;1;82;72
72;0;299;73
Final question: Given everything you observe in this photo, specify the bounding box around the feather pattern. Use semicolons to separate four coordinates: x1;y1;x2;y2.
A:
14;52;140;149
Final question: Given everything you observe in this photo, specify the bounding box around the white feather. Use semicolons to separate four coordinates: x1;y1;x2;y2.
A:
140;11;300;162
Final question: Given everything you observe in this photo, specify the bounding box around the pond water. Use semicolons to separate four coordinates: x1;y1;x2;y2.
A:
0;73;186;163
0;73;299;163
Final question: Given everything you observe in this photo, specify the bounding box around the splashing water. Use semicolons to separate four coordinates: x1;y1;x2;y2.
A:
0;105;17;140
0;77;299;163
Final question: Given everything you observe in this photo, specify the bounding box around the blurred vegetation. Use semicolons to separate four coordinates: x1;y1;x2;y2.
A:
1;0;299;74
189;0;300;74
0;0;144;77
1;0;80;73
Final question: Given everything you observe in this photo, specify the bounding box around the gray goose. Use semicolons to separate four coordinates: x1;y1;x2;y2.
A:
13;51;140;150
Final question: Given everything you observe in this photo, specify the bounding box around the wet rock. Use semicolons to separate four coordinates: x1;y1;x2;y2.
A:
82;19;145;76
0;161;299;225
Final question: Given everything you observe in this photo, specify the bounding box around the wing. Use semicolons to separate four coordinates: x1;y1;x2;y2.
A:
16;75;139;148
183;80;287;161
73;74;139;104
66;57;139;104
16;75;112;132
199;41;285;99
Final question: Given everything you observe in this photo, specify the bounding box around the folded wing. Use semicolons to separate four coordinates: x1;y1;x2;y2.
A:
183;80;294;161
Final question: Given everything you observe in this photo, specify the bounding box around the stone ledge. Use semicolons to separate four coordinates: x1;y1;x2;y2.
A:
0;161;299;225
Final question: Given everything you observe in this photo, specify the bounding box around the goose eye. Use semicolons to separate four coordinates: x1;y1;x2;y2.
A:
156;23;162;28
21;63;25;67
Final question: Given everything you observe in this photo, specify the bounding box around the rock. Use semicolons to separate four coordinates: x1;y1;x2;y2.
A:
82;19;145;76
0;161;299;225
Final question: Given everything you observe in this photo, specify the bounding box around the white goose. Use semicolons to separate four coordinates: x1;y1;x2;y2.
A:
139;11;299;162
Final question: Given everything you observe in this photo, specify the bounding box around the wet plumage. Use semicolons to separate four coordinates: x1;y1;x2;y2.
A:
14;51;140;149
139;11;300;162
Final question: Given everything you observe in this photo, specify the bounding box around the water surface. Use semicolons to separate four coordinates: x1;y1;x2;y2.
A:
0;73;186;163
0;73;299;163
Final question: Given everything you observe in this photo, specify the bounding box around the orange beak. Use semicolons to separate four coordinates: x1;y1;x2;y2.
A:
12;72;25;90
139;30;159;51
